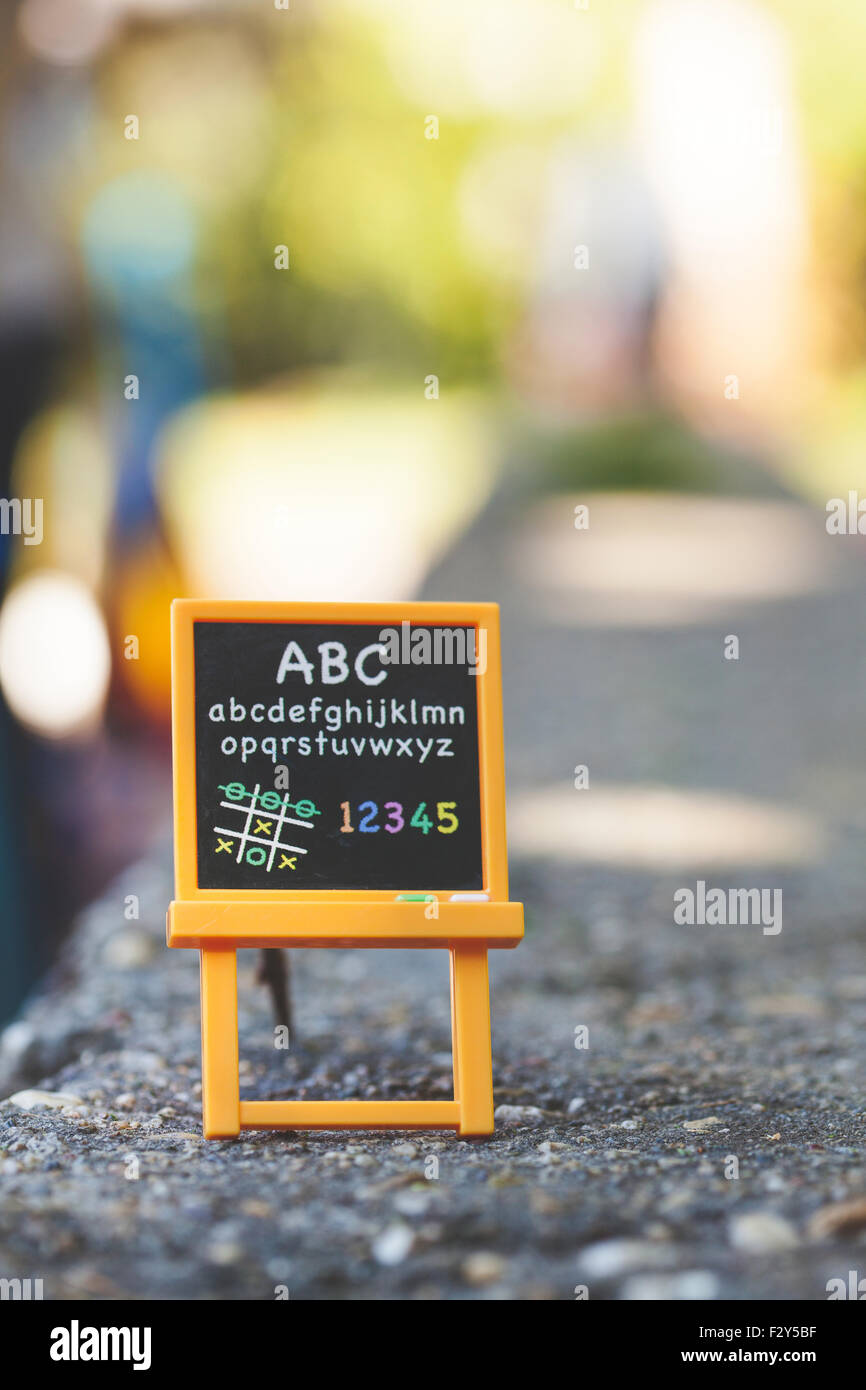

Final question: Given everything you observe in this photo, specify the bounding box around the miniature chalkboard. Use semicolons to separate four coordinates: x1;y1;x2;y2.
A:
192;620;484;891
168;600;524;1138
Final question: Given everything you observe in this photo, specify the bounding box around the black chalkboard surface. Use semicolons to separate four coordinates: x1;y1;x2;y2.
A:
192;622;484;891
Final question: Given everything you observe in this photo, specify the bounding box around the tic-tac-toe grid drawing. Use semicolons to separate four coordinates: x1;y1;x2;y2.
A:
212;782;321;874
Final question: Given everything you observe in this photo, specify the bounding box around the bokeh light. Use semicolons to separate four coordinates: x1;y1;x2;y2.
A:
0;572;111;739
18;0;118;66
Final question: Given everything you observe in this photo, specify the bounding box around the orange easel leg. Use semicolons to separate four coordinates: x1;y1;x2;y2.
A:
200;947;240;1138
450;944;494;1137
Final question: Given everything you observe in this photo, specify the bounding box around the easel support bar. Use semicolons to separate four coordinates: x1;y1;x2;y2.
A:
168;899;523;949
239;1100;460;1129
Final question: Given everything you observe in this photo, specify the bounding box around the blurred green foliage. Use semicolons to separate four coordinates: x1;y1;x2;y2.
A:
518;412;776;496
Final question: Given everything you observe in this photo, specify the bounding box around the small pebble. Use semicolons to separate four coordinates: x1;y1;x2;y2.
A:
578;1239;677;1279
103;931;156;969
729;1211;799;1253
372;1223;414;1267
6;1089;84;1111
206;1239;243;1266
623;1271;719;1300
807;1195;866;1240
462;1252;506;1286
494;1104;544;1127
0;1022;34;1058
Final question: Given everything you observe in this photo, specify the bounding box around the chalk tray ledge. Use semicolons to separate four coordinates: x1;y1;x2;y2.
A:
166;898;524;949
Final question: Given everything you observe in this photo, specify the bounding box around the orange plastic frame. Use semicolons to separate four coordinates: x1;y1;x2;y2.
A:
167;599;523;1138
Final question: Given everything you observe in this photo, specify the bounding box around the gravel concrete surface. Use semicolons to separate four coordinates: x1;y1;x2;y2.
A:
2;479;866;1301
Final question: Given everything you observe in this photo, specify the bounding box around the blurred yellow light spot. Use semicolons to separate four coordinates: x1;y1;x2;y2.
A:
508;784;821;871
458;142;547;285
157;388;495;601
0;572;111;739
11;406;113;591
100;25;268;207
362;0;602;118
113;537;183;724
